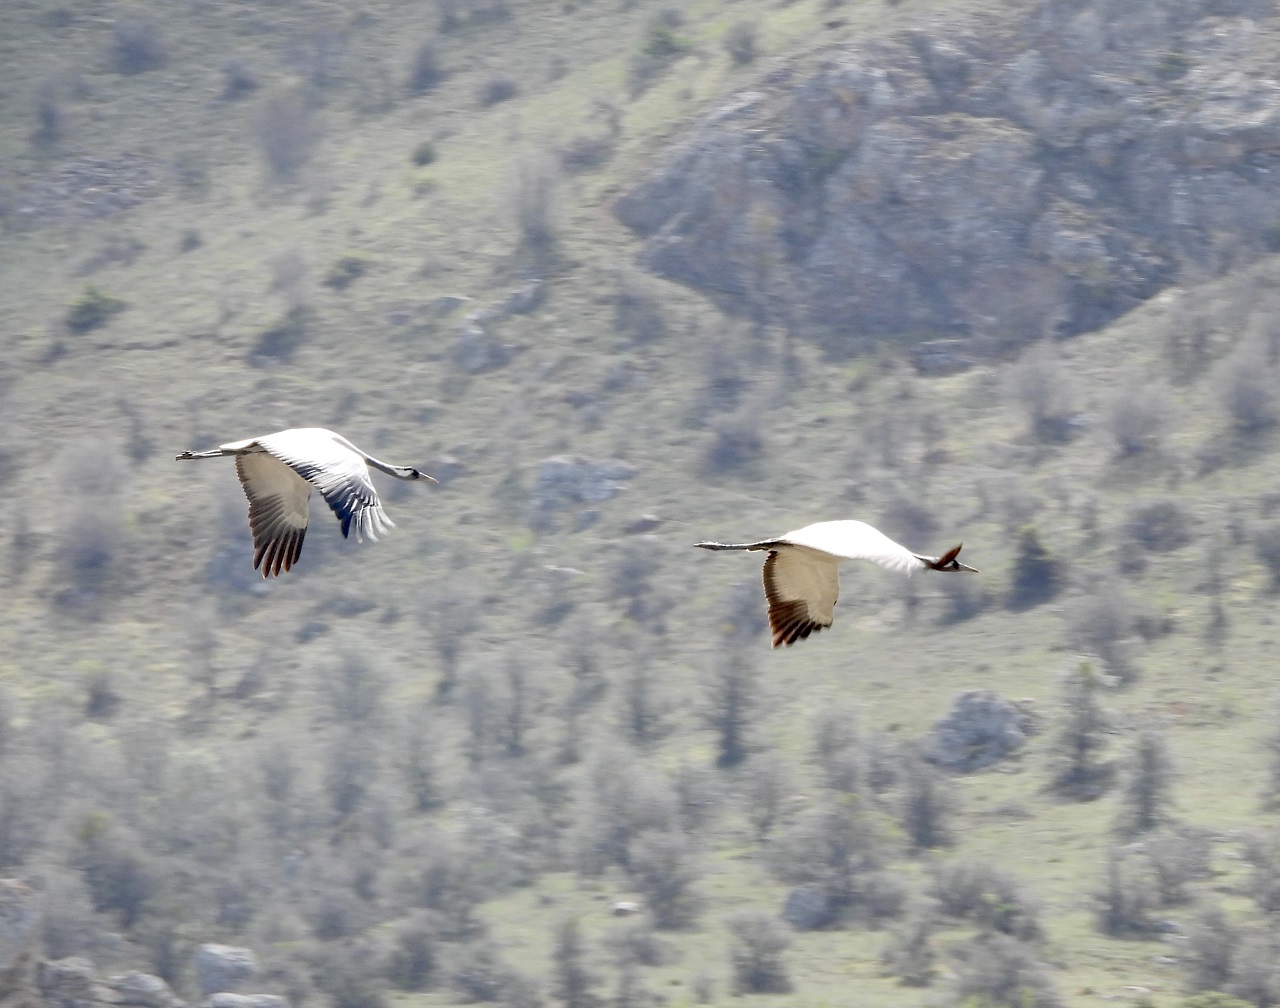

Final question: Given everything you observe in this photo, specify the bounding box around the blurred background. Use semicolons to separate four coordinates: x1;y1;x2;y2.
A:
2;0;1280;1005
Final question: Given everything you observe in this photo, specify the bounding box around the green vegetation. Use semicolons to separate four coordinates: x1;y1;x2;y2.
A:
4;1;1280;1007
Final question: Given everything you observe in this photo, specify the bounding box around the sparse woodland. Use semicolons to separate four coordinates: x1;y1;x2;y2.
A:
6;1;1280;1007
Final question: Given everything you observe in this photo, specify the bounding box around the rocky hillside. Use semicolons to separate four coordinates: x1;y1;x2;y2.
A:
619;0;1280;350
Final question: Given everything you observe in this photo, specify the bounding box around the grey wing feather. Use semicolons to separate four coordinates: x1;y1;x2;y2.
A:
258;434;393;543
235;453;311;577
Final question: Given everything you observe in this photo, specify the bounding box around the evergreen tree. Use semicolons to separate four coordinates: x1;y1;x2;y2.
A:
1007;525;1062;610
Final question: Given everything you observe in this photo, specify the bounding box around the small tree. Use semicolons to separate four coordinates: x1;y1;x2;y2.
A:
701;645;756;768
881;903;938;987
512;153;561;254
1106;376;1169;457
627;830;701;929
551;917;600;1008
1007;525;1063;610
1254;522;1280;593
897;747;956;850
1063;586;1138;682
1045;663;1113;799
1009;343;1077;442
741;752;794;841
1095;849;1158;936
727;911;792;994
1185;903;1238;994
1115;721;1175;837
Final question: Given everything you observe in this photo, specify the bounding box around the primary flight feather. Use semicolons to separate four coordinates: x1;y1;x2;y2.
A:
176;427;435;577
695;520;977;648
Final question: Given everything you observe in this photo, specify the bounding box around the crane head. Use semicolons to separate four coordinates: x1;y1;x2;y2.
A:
920;544;978;573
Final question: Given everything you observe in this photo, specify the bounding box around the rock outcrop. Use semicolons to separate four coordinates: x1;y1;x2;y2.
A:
192;945;257;1000
618;0;1280;352
927;690;1038;771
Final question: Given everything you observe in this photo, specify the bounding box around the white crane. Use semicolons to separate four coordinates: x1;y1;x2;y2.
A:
695;520;977;648
176;428;436;577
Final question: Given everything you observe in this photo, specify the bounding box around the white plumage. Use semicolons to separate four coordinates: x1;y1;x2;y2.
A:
177;428;435;577
695;520;977;648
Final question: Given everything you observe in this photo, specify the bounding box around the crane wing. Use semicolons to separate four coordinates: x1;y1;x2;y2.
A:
763;548;842;648
256;432;394;544
235;453;312;577
779;521;926;574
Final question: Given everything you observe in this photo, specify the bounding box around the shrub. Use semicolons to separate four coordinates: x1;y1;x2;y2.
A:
1095;849;1158;936
722;21;758;65
71;815;157;928
252;307;310;361
1009;343;1078;442
66;285;126;332
1214;344;1277;434
614;271;667;344
881;904;938;987
221;58;258;100
607;922;671;969
449;938;515;1003
811;704;864;794
627;830;701;929
1146;826;1212;905
256;84;322;183
1254;521;1280;592
412;140;438;166
741;752;794;840
559;133;614;173
1124;498;1193;553
478;75;519;107
407;40;445;94
1063;584;1138;682
727;912;792;994
641;10;689;59
1106;377;1169;457
928;860;1044;943
316;942;388;1008
944;933;1062;1008
1225;930;1280;1008
628;10;690;96
83;669;120;719
324;253;372;291
705;410;765;473
111;16;166;74
32;78;63;146
1184;903;1237;994
512;154;560;253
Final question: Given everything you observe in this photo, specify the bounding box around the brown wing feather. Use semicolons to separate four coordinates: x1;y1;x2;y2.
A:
762;551;834;648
